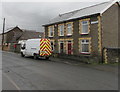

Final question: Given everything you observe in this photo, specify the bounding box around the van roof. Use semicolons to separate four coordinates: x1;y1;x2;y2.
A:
27;38;41;41
27;38;49;41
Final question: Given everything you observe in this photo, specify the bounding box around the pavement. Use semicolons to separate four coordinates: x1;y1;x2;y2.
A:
2;51;118;90
50;57;118;74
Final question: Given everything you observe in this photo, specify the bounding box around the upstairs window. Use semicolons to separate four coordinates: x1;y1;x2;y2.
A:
81;21;89;34
48;26;54;37
66;22;73;36
58;24;64;36
79;19;90;34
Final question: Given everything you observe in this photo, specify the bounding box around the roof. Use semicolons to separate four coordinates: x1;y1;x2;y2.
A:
18;30;44;40
43;0;119;26
0;26;22;34
22;29;36;32
4;27;15;33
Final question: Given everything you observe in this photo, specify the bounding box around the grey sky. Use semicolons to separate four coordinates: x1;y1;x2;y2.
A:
0;1;109;33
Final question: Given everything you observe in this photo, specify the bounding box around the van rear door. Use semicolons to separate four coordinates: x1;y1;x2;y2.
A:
40;39;52;57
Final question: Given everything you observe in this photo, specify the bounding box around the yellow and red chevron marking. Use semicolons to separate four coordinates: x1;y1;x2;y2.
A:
40;39;52;56
40;42;51;50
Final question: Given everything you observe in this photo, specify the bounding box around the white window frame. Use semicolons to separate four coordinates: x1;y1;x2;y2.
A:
81;21;89;34
81;39;90;53
59;24;64;36
66;23;73;36
48;26;54;37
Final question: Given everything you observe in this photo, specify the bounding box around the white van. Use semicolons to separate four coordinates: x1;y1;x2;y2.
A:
21;38;52;59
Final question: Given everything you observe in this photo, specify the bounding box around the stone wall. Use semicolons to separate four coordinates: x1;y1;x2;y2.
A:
2;43;21;53
9;43;21;53
103;48;119;63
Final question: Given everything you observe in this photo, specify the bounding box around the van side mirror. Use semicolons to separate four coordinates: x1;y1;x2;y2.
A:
21;46;25;50
21;44;26;50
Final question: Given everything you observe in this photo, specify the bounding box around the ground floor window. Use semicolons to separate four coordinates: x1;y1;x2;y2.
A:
79;38;91;54
81;39;89;52
50;40;54;51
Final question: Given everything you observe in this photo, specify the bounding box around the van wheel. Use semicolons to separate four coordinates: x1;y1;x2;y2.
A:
21;52;25;57
45;57;49;60
34;54;38;60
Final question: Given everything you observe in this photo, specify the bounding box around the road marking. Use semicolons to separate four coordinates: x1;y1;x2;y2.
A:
3;73;21;91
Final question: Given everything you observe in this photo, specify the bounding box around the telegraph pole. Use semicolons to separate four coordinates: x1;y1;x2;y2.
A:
2;18;5;50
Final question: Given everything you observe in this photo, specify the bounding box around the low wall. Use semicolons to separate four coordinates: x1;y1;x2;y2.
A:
52;53;101;64
1;43;21;53
103;47;119;63
3;44;10;51
52;47;119;64
9;43;21;53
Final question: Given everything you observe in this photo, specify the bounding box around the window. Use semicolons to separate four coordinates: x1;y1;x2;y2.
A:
66;23;73;36
80;39;90;53
59;24;64;36
50;41;54;51
48;26;54;37
79;19;90;34
59;41;64;53
81;21;89;34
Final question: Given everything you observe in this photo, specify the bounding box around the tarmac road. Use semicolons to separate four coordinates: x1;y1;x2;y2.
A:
2;51;118;90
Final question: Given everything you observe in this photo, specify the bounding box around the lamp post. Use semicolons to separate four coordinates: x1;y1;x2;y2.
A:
2;18;5;50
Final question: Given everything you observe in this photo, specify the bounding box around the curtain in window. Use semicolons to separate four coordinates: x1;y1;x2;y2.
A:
81;21;88;34
67;24;72;35
82;44;89;52
60;25;64;36
49;27;54;36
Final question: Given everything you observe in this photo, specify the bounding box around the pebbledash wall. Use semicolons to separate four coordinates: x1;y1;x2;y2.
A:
44;3;120;63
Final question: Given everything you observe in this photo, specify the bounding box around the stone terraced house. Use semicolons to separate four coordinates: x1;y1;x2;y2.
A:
43;0;120;63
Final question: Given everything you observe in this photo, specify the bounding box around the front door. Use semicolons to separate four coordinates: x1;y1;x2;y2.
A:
68;41;72;55
60;42;64;53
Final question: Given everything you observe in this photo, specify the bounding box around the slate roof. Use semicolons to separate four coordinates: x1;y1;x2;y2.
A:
43;0;119;26
18;30;44;40
0;26;22;34
4;27;15;33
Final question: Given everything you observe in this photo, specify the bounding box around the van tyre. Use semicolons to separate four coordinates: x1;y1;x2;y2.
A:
21;52;25;57
34;54;38;60
45;57;49;60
